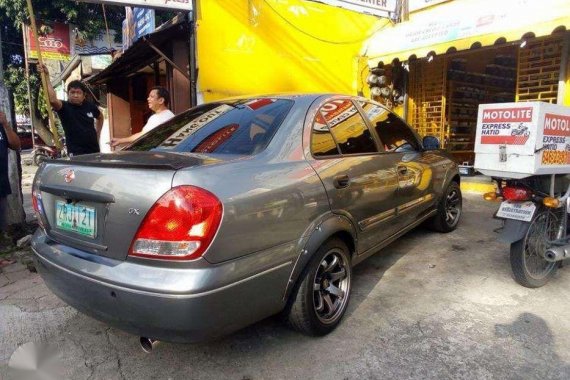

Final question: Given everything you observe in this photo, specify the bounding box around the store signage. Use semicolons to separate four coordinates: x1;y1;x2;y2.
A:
307;0;398;18
367;0;570;60
27;23;71;61
74;29;122;55
541;114;570;165
73;0;191;11
479;107;532;145
134;7;155;40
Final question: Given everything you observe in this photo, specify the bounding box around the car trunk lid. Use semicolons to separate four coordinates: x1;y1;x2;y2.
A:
36;151;224;261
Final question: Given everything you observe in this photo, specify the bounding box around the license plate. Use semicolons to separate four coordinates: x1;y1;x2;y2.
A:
496;201;536;222
55;200;97;238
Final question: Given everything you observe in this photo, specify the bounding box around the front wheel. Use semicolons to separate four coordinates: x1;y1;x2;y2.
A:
287;238;352;336
428;181;462;232
510;208;559;288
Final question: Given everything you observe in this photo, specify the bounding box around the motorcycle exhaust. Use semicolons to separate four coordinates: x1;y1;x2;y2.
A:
544;246;570;262
139;337;159;353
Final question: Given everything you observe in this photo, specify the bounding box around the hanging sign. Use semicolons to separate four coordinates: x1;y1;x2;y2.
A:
307;0;398;18
73;0;191;11
134;7;155;40
27;23;71;61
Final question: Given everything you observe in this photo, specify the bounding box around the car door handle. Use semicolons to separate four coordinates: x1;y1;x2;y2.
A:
397;165;408;175
333;174;350;189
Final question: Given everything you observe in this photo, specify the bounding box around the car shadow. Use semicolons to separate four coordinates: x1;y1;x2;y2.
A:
214;225;429;340
344;227;428;319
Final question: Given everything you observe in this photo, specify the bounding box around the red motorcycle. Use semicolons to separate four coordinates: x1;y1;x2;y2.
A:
32;139;67;166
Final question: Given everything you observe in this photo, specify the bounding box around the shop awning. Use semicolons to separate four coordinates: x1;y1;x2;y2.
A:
365;0;570;66
87;14;189;84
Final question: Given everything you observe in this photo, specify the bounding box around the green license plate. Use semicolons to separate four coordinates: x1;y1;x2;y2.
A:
55;200;97;238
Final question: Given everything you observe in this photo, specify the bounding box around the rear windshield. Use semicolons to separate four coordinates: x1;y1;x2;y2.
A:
127;98;294;155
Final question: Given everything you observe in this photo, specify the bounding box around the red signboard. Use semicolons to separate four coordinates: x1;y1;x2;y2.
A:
543;113;570;137
28;23;71;61
479;106;533;145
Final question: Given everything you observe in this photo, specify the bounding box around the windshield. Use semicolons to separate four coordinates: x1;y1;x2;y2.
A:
127;98;294;155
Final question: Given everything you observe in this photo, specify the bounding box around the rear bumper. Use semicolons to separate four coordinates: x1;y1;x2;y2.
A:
32;230;292;343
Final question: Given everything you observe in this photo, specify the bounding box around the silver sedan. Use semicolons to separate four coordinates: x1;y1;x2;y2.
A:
31;94;462;345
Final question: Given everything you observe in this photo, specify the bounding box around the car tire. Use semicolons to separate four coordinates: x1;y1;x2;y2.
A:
428;181;462;233
287;238;352;336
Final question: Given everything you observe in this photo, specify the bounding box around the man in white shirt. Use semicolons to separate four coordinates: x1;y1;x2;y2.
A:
110;86;175;147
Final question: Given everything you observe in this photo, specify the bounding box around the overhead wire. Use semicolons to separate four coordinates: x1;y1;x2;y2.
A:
102;4;112;50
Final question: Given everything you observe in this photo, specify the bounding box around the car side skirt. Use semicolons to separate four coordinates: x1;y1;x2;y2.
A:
352;208;438;266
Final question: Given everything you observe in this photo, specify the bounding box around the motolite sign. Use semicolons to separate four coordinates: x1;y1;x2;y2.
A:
74;0;191;11
307;0;398;18
479;107;533;145
541;113;570;165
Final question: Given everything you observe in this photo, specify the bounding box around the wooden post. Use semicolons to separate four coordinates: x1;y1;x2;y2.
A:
25;0;61;149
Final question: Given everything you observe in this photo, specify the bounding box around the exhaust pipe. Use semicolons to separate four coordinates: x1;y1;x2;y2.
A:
139;337;159;353
544;246;570;262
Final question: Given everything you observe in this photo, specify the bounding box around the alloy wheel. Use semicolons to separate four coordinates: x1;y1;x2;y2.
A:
312;249;351;325
445;188;461;226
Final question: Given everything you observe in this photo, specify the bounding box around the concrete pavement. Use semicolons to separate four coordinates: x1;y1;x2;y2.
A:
1;194;569;379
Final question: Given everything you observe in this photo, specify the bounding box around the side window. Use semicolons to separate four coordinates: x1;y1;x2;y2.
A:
311;113;340;157
361;102;420;153
319;99;378;155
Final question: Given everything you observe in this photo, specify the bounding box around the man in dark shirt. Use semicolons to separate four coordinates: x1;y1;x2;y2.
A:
0;111;21;241
38;64;103;156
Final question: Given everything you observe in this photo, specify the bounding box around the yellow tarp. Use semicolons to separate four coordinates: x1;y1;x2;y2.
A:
195;0;388;102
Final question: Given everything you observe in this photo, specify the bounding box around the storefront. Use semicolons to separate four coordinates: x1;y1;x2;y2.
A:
362;0;570;165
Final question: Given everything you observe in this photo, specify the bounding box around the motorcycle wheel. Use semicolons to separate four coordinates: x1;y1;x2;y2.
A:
510;208;560;288
33;152;48;166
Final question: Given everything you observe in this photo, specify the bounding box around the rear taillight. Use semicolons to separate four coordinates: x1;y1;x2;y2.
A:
502;186;532;201
129;186;223;261
32;187;46;230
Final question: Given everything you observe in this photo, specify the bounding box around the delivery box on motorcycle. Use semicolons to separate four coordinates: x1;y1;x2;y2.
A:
474;102;570;179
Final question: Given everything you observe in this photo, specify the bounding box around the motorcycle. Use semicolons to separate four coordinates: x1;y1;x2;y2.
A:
485;174;569;288
32;139;67;166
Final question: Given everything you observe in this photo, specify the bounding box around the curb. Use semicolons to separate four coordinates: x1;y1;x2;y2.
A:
460;181;496;194
459;175;496;194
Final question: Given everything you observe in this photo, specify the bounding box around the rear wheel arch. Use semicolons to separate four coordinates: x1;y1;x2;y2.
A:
283;215;356;302
286;237;352;335
333;230;355;259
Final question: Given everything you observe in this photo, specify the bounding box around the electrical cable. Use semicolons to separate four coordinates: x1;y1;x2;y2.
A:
0;41;25;48
262;0;392;45
101;4;112;50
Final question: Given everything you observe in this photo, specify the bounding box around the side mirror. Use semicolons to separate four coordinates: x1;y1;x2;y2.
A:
423;136;440;150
